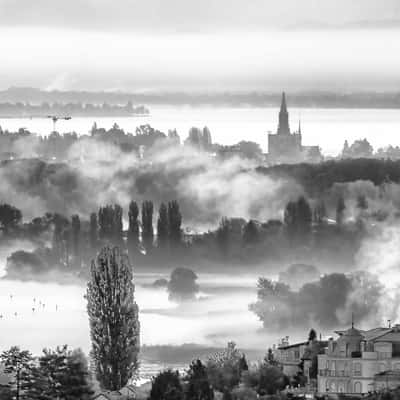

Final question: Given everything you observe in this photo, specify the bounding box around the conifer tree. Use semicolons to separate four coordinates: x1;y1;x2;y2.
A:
0;346;34;400
87;246;140;391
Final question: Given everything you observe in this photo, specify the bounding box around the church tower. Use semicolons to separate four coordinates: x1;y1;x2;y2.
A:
277;92;290;135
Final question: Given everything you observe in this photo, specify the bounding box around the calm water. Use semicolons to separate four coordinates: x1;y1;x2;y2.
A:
1;106;400;155
0;271;264;356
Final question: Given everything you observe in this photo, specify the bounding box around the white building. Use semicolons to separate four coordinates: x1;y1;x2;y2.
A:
318;325;400;395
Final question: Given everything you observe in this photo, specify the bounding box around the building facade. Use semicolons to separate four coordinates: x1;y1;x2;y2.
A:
275;339;309;377
317;325;400;395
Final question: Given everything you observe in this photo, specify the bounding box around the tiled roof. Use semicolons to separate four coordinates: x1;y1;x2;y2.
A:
334;327;392;341
374;331;400;342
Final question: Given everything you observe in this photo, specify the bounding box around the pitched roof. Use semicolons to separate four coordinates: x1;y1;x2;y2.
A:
278;341;308;350
92;391;123;400
374;331;400;342
334;327;392;341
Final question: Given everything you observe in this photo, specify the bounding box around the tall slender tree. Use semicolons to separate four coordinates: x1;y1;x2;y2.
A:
87;246;140;391
89;212;98;254
336;196;346;226
71;214;81;266
98;205;114;242
216;217;230;256
168;201;182;247
127;201;140;256
141;201;154;252
284;196;312;241
113;204;123;246
157;203;169;249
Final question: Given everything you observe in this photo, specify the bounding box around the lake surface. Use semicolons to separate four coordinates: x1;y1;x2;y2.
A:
0;270;270;361
1;106;400;156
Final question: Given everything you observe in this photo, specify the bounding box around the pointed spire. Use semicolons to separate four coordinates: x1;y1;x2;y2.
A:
280;92;287;113
277;91;290;135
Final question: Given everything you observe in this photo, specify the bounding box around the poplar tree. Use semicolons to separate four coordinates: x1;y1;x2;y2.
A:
157;203;169;249
113;204;123;246
127;201;140;256
168;201;182;247
141;201;154;252
89;212;98;254
336;196;346;226
71;214;81;265
86;246;140;391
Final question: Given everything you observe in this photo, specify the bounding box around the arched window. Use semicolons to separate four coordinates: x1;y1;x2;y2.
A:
354;382;362;393
379;363;386;372
330;381;337;392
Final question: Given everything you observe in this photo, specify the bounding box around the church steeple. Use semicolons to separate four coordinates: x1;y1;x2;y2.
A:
277;92;290;135
281;92;287;113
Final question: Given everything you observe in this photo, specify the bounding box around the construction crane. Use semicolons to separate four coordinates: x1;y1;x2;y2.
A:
47;115;72;132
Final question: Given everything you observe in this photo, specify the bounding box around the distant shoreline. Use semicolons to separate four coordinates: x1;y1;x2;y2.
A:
2;87;400;109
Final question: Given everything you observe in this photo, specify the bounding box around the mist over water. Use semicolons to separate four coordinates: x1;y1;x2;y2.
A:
2;106;400;155
0;270;268;356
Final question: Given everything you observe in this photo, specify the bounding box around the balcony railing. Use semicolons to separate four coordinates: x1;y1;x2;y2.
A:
319;369;350;377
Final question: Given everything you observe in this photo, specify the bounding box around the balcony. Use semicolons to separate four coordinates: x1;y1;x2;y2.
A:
319;369;350;377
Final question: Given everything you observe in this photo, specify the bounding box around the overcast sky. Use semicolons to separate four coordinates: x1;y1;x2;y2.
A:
1;0;400;91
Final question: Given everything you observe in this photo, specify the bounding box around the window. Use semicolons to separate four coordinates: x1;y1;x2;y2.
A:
379;363;386;373
353;362;362;376
354;382;362;393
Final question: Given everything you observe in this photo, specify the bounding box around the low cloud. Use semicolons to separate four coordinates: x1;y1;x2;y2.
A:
0;138;303;229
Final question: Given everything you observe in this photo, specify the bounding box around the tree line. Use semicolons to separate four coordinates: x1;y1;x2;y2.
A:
0;345;92;400
2;188;372;280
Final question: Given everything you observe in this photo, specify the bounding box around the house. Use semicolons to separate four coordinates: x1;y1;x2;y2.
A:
317;324;400;395
275;337;328;382
275;338;309;377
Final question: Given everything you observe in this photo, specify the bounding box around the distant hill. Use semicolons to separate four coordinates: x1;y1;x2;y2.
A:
1;87;400;108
